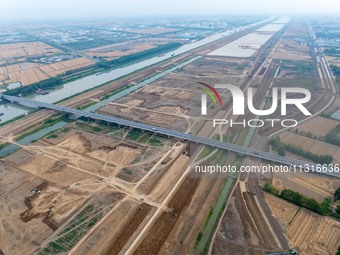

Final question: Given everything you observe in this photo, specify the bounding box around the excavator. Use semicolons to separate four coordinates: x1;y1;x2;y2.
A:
266;249;299;255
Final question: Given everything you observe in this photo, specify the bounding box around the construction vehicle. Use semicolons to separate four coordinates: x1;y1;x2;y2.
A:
266;249;299;255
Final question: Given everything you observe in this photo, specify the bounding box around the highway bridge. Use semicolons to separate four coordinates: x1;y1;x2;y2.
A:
2;94;339;178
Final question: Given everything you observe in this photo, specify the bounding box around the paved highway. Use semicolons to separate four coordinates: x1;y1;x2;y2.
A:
2;94;339;178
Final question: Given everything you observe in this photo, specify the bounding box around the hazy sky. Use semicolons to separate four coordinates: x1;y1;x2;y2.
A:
0;0;339;21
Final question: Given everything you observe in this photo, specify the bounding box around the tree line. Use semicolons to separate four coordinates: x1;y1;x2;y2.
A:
264;182;340;219
3;42;181;97
325;124;340;147
269;137;333;164
331;64;340;77
97;42;181;69
4;77;63;96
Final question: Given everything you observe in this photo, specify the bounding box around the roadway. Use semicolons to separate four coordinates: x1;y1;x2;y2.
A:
269;18;337;138
2;94;339;178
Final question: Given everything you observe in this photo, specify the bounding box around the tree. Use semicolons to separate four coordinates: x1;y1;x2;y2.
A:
336;205;340;215
304;198;319;212
318;198;331;216
277;145;286;156
269;137;281;149
335;187;340;201
4;77;62;96
263;182;279;195
280;189;303;206
337;246;340;255
264;182;271;192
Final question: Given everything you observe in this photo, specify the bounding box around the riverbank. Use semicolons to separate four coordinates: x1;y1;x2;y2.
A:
0;17;273;124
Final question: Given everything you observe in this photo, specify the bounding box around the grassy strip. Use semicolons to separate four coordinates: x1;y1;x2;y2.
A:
195;159;240;255
15;115;69;141
204;208;214;228
194;201;228;254
288;207;301;225
37;205;102;255
100;84;134;101
126;129;143;141
76;101;97;110
75;121;103;133
210;150;227;164
75;120;164;147
46;134;58;139
0;113;28;128
147;138;163;146
198;146;215;159
0;142;9;150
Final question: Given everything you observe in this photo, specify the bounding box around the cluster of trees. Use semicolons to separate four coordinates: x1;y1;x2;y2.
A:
269;137;286;156
331;64;340;77
269;137;333;164
97;42;181;69
325;124;340;147
100;84;133;101
281;189;331;215
324;48;340;55
263;182;279;194
335;186;340;201
324;48;336;54
64;40;112;51
331;64;340;89
316;32;340;39
64;65;95;76
264;183;340;219
282;61;314;75
295;128;324;141
4;77;63;96
285;143;333;164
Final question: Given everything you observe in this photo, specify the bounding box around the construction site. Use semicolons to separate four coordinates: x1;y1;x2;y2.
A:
0;13;339;255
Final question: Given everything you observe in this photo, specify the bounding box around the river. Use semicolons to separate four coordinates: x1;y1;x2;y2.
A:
0;56;201;156
0;17;274;123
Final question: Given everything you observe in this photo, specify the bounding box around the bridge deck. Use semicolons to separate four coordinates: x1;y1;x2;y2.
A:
1;94;338;178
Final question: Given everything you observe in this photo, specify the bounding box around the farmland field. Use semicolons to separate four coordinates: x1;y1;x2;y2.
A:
0;58;95;86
